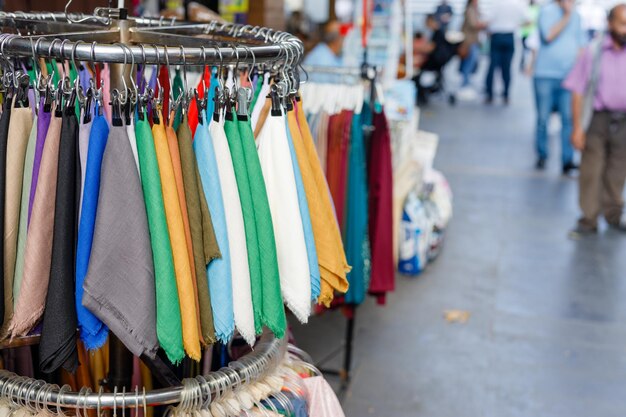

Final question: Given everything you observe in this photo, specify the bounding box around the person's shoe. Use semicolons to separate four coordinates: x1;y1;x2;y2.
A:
608;222;626;232
568;224;598;240
503;96;510;106
484;96;493;105
536;158;547;170
608;215;626;232
562;162;579;176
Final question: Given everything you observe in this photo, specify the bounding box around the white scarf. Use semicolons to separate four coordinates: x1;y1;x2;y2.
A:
256;112;311;322
251;73;271;132
209;117;256;345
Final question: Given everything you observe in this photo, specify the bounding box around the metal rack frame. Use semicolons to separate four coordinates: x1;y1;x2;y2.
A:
0;333;286;409
0;13;303;65
0;8;302;411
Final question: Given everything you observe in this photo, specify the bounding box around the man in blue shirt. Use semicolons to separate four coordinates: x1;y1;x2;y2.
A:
534;0;586;174
303;21;345;82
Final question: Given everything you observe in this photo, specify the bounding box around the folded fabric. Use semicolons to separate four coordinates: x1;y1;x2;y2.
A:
82;125;159;359
325;110;353;231
75;111;110;350
126;118;141;177
77;110;92;221
210;116;255;343
158;66;171;125
3;106;34;328
256;111;311;323
236;115;285;337
0;102;12;328
293;100;349;306
223;113;257;344
134;113;184;363
166;123;204;346
11;115;37;309
343;111;370;305
193;114;234;344
188;67;212;137
39;108;79;374
286;110;321;302
10;112;62;337
367;112;395;305
172;70;184;131
28;102;52;222
152;118;201;360
177;116;218;345
251;73;270;132
224;111;263;334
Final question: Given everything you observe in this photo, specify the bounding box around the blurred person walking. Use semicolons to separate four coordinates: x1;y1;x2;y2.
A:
520;0;540;71
435;0;454;32
534;0;586;174
458;0;487;98
564;4;626;237
484;0;529;104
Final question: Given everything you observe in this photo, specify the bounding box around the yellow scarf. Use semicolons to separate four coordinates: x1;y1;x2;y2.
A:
289;102;350;306
152;117;201;360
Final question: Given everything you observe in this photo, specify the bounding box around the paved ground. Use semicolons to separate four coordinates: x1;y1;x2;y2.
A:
291;61;626;416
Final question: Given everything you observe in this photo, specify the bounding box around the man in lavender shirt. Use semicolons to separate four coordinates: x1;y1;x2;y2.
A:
564;4;626;237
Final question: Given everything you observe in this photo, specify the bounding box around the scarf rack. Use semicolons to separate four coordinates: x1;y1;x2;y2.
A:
0;4;307;411
300;64;378;390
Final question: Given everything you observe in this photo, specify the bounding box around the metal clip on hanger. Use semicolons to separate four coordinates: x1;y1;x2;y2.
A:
236;87;249;120
43;76;54;113
150;44;162;125
212;85;224;123
54;79;64;117
110;88;123;126
194;88;205;125
269;84;282;117
14;71;30;108
83;85;93;123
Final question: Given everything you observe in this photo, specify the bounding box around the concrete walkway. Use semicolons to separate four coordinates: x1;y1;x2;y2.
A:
291;65;626;417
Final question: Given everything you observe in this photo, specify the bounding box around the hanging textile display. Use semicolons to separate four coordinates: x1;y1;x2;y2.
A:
39;104;80;373
300;75;394;306
0;11;354;376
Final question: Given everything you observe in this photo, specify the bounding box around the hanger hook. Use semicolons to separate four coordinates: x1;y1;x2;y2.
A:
212;44;224;91
58;39;71;81
112;386;118;417
57;384;71;417
229;44;240;95
241;45;255;91
150;43;160;70
114;43;129;104
134;386;139;415
180;45;188;99
138;44;147;92
29;36;40;78
122;44;138;103
96;387;103;417
142;387;147;417
164;44;173;113
0;34;16;75
70;40;82;84
121;386;126;417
